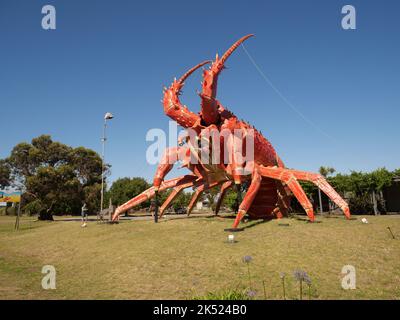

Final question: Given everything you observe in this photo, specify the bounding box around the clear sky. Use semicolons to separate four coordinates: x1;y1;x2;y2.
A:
1;0;399;184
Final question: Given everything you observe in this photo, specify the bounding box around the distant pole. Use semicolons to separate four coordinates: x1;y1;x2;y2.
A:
100;119;106;216
14;201;21;231
318;188;323;214
99;112;114;222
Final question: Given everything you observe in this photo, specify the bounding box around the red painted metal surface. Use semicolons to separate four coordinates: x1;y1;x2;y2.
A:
113;35;351;228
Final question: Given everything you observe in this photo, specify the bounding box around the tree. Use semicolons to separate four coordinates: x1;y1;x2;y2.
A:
83;183;102;214
7;135;105;220
107;177;150;208
70;147;104;186
222;188;238;211
329;168;395;215
369;168;393;192
32;135;72;167
328;173;350;194
316;166;336;213
0;159;12;215
319;166;336;178
171;191;192;211
8;142;37;178
25;165;82;220
368;168;393;215
0;159;11;189
203;186;221;212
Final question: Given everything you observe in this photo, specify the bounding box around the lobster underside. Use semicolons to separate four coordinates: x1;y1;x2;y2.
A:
248;178;282;219
111;34;351;228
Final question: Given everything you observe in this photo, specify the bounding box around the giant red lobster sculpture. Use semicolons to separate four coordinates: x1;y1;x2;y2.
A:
112;34;350;228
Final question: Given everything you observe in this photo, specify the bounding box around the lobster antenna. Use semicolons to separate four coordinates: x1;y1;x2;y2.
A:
178;60;212;85
220;34;254;64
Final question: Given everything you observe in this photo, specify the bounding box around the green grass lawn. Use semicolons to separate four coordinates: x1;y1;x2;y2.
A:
0;213;399;299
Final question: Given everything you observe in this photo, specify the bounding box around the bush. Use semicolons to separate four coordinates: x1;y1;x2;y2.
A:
0;206;17;216
192;289;251;300
223;189;239;212
348;194;374;214
107;177;150;208
23;199;44;216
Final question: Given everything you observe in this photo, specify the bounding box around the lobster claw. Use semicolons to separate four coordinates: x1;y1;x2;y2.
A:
200;34;254;126
163;61;211;128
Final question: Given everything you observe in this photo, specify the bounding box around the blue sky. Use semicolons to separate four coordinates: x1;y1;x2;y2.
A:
1;0;399;184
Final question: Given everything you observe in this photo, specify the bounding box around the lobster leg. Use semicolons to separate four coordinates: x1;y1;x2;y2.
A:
187;181;223;216
288;170;351;219
112;175;198;221
159;180;197;218
215;181;233;215
232;170;262;228
187;187;203;216
234;183;242;214
258;166;315;221
153;146;189;190
154;191;159;223
187;188;203;216
272;181;291;219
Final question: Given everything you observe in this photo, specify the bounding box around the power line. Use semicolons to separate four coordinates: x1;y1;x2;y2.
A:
241;43;337;143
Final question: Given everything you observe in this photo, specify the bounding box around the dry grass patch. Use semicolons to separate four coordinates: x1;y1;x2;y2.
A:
0;214;399;299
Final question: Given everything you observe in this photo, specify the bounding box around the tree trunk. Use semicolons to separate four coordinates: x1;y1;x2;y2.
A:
318;188;323;214
372;190;379;215
38;210;54;221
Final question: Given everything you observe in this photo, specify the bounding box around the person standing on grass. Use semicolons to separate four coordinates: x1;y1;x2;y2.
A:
81;202;88;227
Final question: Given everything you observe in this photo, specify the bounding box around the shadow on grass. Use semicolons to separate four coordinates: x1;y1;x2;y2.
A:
0;219;47;233
241;219;272;230
158;214;272;231
222;218;273;232
157;214;215;223
55;217;98;222
290;215;322;223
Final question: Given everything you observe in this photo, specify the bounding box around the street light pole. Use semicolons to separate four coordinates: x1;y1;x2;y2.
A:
99;112;114;222
318;188;323;215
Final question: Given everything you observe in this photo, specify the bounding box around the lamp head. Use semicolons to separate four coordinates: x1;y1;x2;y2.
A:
104;112;114;120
